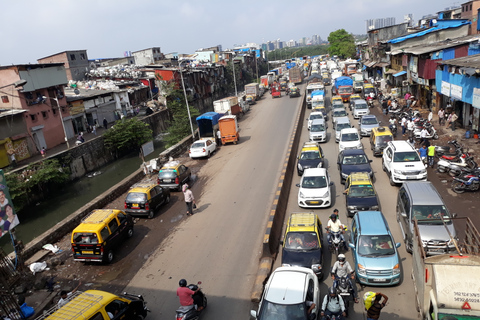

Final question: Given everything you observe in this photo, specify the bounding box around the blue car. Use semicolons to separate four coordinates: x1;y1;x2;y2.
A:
337;149;373;184
349;211;402;286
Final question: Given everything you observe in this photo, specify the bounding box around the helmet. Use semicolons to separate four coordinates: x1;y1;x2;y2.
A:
328;287;337;295
338;254;346;262
179;279;187;287
330;214;337;220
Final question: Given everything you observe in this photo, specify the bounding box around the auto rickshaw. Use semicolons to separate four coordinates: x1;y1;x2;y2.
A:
246;95;256;105
370;126;393;157
280;81;287;91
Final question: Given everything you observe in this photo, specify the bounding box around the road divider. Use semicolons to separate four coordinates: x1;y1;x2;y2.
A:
251;93;306;302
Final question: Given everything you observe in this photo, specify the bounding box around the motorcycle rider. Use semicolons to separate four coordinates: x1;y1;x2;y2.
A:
321;287;346;320
327;214;347;251
331;254;359;303
177;279;203;311
388;116;397;134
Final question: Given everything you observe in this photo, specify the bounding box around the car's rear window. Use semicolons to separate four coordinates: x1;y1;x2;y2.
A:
159;170;176;179
73;232;99;244
126;192;147;202
191;142;205;148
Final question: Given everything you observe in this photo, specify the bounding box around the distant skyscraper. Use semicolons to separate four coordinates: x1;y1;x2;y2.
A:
385;17;396;27
374;18;384;29
404;14;414;26
287;40;297;47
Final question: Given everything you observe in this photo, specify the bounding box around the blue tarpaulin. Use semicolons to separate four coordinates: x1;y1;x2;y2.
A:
393;71;407;77
311;90;325;98
388;21;470;44
196;112;221;137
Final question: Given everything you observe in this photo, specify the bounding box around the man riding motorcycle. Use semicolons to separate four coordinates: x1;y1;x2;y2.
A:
176;279;203;311
321;287;346;320
331;254;359;304
327;214;347;251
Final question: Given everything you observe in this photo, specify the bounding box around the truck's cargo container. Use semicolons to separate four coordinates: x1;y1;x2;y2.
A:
245;83;260;100
213;97;242;116
196;112;221;141
334;76;354;102
260;75;269;89
289;67;303;84
218;115;239;145
412;217;480;319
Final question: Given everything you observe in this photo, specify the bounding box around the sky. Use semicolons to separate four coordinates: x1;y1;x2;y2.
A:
1;0;460;66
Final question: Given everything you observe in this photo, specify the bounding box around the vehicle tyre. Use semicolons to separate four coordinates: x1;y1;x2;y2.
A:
449;170;459;177
433;133;439;140
207;151;211;158
405;239;413;254
382;161;387;172
127;227;134;238
437;166;446;173
452;181;465;194
148;210;154;219
389;174;396;186
104;250;114;264
203;296;208;309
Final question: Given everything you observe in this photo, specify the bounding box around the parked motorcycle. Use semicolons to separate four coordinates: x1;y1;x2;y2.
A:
437;154;476;175
414;123;438;140
435;140;463;158
448;158;479;177
175;282;207;320
451;171;480;194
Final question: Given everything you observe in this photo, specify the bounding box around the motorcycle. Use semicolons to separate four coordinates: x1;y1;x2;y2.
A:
334;276;354;317
326;228;346;256
175;282;207;320
437;154;476;176
414;123;439;140
366;96;374;108
389;123;397;136
451;171;480;194
448;158;479;177
435;140;462;158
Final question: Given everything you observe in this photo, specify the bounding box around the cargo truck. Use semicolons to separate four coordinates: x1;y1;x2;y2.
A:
213;96;242;116
352;73;364;93
289;67;303;84
260;75;269;89
196;112;222;141
306;83;324;108
334;76;354;102
245;83;260;101
412;217;480;320
218;115;239;145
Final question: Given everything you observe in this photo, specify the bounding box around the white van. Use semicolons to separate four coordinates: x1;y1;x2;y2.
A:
309;118;327;143
339;128;362;151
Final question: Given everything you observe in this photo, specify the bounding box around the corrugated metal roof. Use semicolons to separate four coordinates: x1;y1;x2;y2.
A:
0;109;26;118
388;21;471;44
388;35;480;56
438;53;480;68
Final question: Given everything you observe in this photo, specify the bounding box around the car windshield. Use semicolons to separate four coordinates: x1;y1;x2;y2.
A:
285;232;320;250
332;101;343;107
349;185;375;197
311;124;325;132
300;151;321;160
358;235;395;256
362;118;378;125
376;135;393;146
364;88;374;94
336;123;351;131
342;154;368;165
191;142;205;148
302;175;327;188
258;301;308;320
333;110;347;117
355;103;368;110
412;205;452;225
310;114;323;121
158;170;176;179
341;133;359;142
393;151;420;162
126;192;147;202
339;87;353;94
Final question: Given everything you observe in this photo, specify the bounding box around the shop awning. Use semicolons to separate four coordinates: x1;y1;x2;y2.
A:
384;69;399;74
374;62;390;68
364;60;376;68
393;71;407;77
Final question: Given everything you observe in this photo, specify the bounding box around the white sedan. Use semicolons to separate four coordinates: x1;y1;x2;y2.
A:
189;139;216;158
296;168;333;208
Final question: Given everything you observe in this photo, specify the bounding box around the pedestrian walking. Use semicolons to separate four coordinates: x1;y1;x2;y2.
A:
438;108;445;126
103;118;108;130
366;293;388;320
183;184;196;216
8;150;16;168
427;145;435;168
401;116;407;136
41;147;46;158
407;119;415;139
92;125;97;135
420;127;428;146
216;130;222;146
450;113;458;131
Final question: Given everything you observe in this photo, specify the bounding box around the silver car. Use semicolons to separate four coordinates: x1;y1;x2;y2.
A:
359;115;380;136
352;99;369;119
334;117;352;142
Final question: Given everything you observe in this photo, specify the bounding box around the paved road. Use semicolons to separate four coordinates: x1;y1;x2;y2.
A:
124;92;302;319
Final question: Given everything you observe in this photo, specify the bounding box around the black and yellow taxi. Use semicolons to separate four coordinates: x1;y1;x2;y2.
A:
343;172;380;217
157;160;191;191
41;290;148;320
370;126;393;157
124;182;170;219
71;209;134;264
297;142;324;176
281;212;324;278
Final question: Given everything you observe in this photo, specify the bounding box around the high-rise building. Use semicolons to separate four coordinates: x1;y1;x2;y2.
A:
287;40;297;47
385;17;396;27
366;19;375;31
404;14;414;26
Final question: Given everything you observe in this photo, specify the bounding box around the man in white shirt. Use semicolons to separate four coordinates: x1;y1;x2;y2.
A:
420;127;428;146
327;214;347;251
57;281;81;308
401;116;407;135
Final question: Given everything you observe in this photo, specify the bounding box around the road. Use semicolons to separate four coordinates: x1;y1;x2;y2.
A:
123;92;303;319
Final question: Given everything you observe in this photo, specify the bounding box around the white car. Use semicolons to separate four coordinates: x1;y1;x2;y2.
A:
250;266;320;320
307;112;324;130
382;140;427;185
334;117;352;142
352;99;370;119
297;168;332;208
189;139;216;158
339;128;363;152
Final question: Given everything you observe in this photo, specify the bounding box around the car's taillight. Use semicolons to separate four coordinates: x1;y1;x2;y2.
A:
202;148;206;152
145;203;150;211
157;178;160;184
124;202;127;209
175;177;179;184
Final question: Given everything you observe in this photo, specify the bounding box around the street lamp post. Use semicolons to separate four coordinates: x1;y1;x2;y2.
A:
0;79;27;90
232;57;238;96
44;95;70;149
178;61;196;139
255;50;259;83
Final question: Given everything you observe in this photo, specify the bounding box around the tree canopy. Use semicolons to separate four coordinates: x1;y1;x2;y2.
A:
327;29;356;59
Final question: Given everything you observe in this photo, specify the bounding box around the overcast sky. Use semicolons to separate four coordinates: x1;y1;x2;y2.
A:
1;0;458;65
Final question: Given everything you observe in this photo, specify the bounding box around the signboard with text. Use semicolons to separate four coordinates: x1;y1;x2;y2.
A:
441;81;451;97
0;170;20;238
451;84;463;100
473;88;480;109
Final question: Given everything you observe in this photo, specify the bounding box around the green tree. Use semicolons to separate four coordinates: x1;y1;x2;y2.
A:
103;118;153;156
327;29;356;59
266;45;330;61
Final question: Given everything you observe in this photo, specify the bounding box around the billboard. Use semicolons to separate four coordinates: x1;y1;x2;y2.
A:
0;170;20;237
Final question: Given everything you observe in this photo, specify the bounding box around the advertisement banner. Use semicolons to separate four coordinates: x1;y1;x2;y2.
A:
451;84;463;100
473;88;480;109
0;170;20;237
441;81;451;97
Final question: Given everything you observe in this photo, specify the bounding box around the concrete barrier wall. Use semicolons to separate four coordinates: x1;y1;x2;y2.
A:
20;133;195;261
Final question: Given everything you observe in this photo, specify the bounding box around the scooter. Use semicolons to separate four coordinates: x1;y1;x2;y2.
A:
414;124;438;140
435;140;462;157
437;154;476;175
175;282;207;320
451;171;480;194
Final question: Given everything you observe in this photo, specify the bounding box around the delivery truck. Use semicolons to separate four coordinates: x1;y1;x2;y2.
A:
245;83;260;100
289;67;303;84
352;73;364;93
213;97;242;116
218;115;239;145
412;217;480;320
306;83;324;108
334;76;354;102
196;112;222;141
260;75;269;89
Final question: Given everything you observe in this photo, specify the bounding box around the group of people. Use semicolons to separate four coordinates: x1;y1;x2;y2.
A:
438;107;459;131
